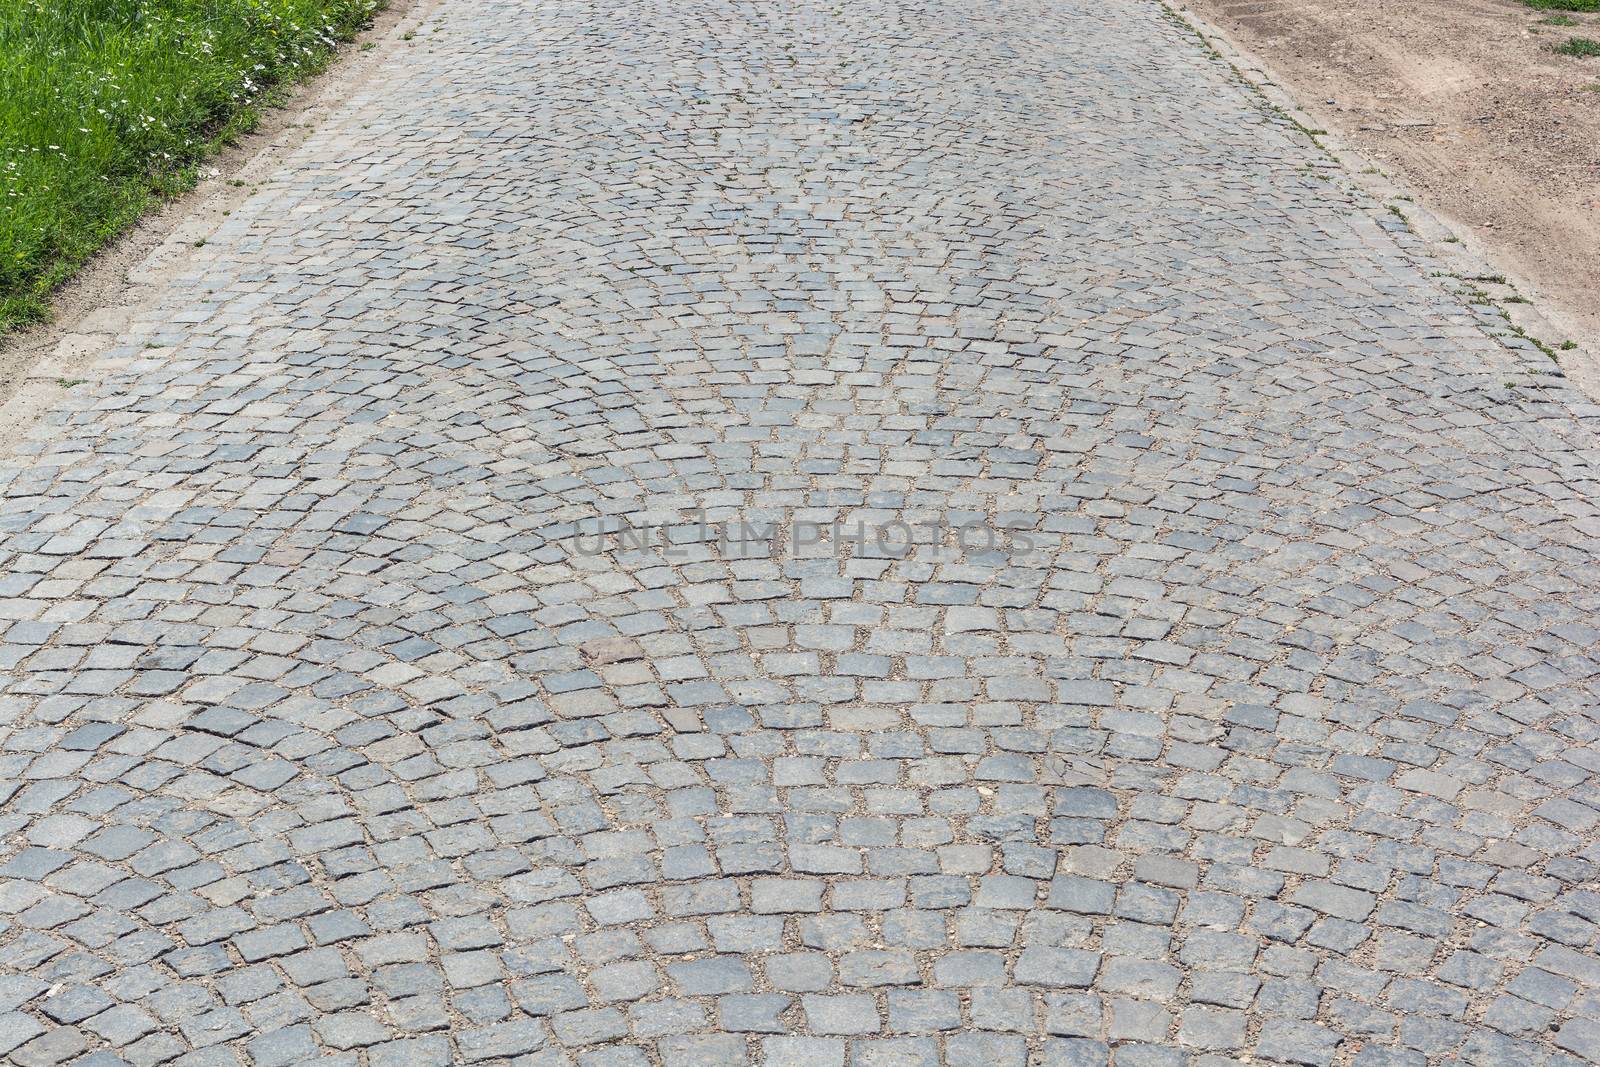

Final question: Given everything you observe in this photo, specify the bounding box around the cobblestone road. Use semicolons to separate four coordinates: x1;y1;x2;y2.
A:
5;0;1600;1064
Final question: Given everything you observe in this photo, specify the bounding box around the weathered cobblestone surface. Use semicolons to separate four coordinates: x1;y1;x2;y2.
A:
4;0;1600;1064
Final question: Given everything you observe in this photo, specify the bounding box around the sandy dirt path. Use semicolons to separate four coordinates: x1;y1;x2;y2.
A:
1179;0;1600;394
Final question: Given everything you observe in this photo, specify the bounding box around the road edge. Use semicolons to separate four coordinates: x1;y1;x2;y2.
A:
1158;0;1600;404
0;0;447;452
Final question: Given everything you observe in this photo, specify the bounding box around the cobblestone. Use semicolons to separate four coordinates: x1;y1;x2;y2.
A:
2;0;1600;1062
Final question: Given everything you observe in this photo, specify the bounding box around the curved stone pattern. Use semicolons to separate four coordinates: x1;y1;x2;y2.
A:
3;0;1600;1064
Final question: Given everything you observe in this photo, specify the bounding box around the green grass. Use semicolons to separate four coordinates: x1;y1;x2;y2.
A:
1521;0;1600;10
1539;13;1580;24
1554;34;1600;55
0;0;381;332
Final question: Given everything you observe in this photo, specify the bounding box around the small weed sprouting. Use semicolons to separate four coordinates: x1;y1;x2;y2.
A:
1539;13;1580;24
1560;340;1579;350
1555;36;1600;56
1498;312;1561;360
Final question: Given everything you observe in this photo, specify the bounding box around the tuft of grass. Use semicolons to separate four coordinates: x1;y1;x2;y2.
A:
1521;0;1600;10
1539;13;1580;24
1555;35;1600;55
0;0;382;333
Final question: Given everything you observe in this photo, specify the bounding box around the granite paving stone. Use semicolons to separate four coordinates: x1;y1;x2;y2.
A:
2;0;1600;1062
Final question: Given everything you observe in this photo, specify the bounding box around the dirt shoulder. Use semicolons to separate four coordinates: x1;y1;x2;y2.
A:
1176;0;1600;397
